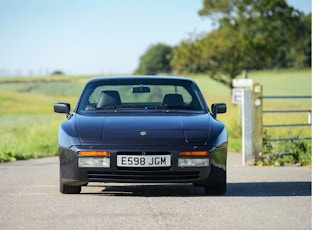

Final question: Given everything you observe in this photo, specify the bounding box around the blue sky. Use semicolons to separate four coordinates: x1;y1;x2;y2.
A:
0;0;312;76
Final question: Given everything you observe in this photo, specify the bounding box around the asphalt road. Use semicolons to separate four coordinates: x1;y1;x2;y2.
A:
0;152;311;230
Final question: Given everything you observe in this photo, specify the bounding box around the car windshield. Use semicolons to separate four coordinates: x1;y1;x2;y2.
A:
76;78;206;112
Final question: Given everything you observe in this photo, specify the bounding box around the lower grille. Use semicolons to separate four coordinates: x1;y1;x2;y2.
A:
87;170;200;182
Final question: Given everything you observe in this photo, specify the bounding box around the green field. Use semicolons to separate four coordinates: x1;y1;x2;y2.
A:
0;69;312;163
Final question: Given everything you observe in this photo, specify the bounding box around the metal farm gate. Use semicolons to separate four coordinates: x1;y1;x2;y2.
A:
238;82;312;165
262;95;312;142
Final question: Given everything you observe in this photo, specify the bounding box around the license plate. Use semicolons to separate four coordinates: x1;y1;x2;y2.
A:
117;155;171;167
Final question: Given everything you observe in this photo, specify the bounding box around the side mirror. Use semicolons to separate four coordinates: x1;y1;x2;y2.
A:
211;103;226;119
54;102;71;115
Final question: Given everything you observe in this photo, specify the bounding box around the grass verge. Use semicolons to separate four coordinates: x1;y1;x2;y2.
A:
0;114;62;162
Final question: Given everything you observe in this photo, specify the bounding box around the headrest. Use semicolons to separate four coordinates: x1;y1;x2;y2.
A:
97;90;121;108
162;94;184;106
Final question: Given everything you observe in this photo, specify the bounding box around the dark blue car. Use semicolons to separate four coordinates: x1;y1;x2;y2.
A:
54;76;227;195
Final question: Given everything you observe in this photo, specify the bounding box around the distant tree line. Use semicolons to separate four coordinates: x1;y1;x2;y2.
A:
134;44;173;75
134;0;311;89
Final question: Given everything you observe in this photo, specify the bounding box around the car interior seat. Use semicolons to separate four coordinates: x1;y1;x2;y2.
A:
96;90;122;108
162;93;184;107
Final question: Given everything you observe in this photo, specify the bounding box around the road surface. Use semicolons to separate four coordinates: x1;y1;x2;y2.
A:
0;152;311;229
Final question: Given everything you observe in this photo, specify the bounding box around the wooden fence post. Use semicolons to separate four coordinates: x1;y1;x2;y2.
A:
252;83;263;162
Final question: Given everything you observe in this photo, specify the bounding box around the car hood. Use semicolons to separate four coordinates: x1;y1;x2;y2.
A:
75;113;211;146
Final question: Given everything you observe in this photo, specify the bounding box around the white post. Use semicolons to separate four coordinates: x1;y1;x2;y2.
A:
242;90;253;165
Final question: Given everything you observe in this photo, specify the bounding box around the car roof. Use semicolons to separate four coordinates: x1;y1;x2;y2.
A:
87;75;195;83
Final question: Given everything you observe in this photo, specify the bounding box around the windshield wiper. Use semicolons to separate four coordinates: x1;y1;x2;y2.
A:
145;106;164;110
95;105;143;110
95;105;196;111
95;105;121;110
162;105;195;110
145;105;196;110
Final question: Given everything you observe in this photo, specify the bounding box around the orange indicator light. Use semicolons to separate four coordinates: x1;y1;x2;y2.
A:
178;151;209;156
78;151;110;156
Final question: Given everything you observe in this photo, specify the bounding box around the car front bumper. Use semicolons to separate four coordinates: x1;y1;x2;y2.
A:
59;144;227;186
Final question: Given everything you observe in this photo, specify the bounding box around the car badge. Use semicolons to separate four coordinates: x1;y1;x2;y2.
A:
142;152;146;155
140;131;147;136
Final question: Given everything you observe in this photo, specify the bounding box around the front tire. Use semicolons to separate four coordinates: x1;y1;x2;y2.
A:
59;169;81;194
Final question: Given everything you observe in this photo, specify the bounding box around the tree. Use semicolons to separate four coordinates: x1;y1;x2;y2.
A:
234;0;301;69
198;27;246;89
51;70;65;75
286;13;311;68
170;0;310;90
134;43;173;75
170;38;204;74
196;0;303;88
170;27;245;90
